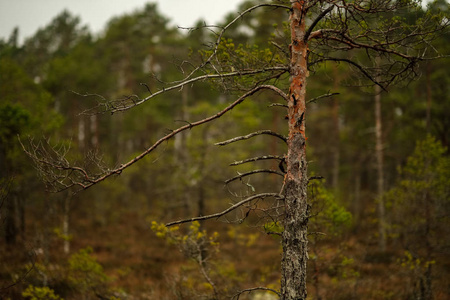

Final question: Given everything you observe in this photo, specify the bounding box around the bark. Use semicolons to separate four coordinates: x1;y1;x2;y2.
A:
374;77;386;252
425;63;432;133
281;2;309;299
63;195;70;254
331;66;341;191
197;126;210;218
5;194;17;245
90;114;99;148
174;86;191;214
353;162;362;225
78;116;85;151
331;100;340;191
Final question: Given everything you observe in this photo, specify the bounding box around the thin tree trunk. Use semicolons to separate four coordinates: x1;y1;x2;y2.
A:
375;75;386;252
353;161;362;225
178;86;191;214
426;63;432;133
197;126;210;218
5;193;17;245
63;195;70;254
78;116;85;151
281;2;309;299
331;66;340;191
331;98;340;191
90;114;99;148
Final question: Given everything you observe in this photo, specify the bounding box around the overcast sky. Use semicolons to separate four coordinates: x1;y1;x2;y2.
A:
0;0;244;44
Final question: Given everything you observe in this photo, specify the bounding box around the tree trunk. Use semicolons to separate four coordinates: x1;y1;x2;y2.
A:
90;114;99;148
331;66;340;192
174;86;191;215
375;78;386;252
425;63;432;133
281;2;309;299
353;161;362;226
63;195;71;254
78;116;85;152
5;193;17;245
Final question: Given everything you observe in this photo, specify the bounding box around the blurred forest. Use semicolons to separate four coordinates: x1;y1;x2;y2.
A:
0;1;449;299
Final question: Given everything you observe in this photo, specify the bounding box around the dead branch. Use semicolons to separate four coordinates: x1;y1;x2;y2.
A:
269;103;288;108
313;56;387;90
177;3;291;82
308;176;324;182
225;169;285;184
306;92;339;104
166;193;281;227
83;68;288;114
232;286;280;300
20;137;109;192
230;155;285;166
215;130;287;146
0;249;36;292
24;85;285;192
198;259;219;299
305;5;335;42
78;4;291;115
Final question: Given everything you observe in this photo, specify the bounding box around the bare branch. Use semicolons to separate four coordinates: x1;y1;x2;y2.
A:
225;169;285;184
230;155;284;166
198;260;219;299
165;193;281;227
215;130;287;146
257;84;289;101
232;286;281;299
26;85;285;192
308;176;324;182
139;82;152;95
0;249;36;292
98;68;288;114
268;103;288;108
305;5;334;42
172;3;290;84
313;57;387;91
307;92;339;104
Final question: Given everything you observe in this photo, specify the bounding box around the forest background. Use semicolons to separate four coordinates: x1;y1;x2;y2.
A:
0;0;449;299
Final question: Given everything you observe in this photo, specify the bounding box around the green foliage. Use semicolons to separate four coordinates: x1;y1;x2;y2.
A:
307;179;356;298
227;226;260;247
211;38;285;71
385;135;450;223
22;285;63;300
151;221;220;258
385;135;450;244
385;136;449;298
0;57;62;136
200;37;287;90
263;221;284;235
399;135;449;194
0;103;30;143
67;247;111;294
151;221;230;297
309;179;353;237
17;247;119;300
398;250;436;271
53;227;73;242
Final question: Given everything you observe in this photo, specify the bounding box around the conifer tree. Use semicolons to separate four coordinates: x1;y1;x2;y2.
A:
26;1;448;299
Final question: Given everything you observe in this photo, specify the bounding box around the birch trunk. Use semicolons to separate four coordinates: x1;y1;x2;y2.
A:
281;2;309;299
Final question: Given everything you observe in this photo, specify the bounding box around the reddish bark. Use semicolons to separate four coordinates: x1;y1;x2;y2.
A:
281;2;309;299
